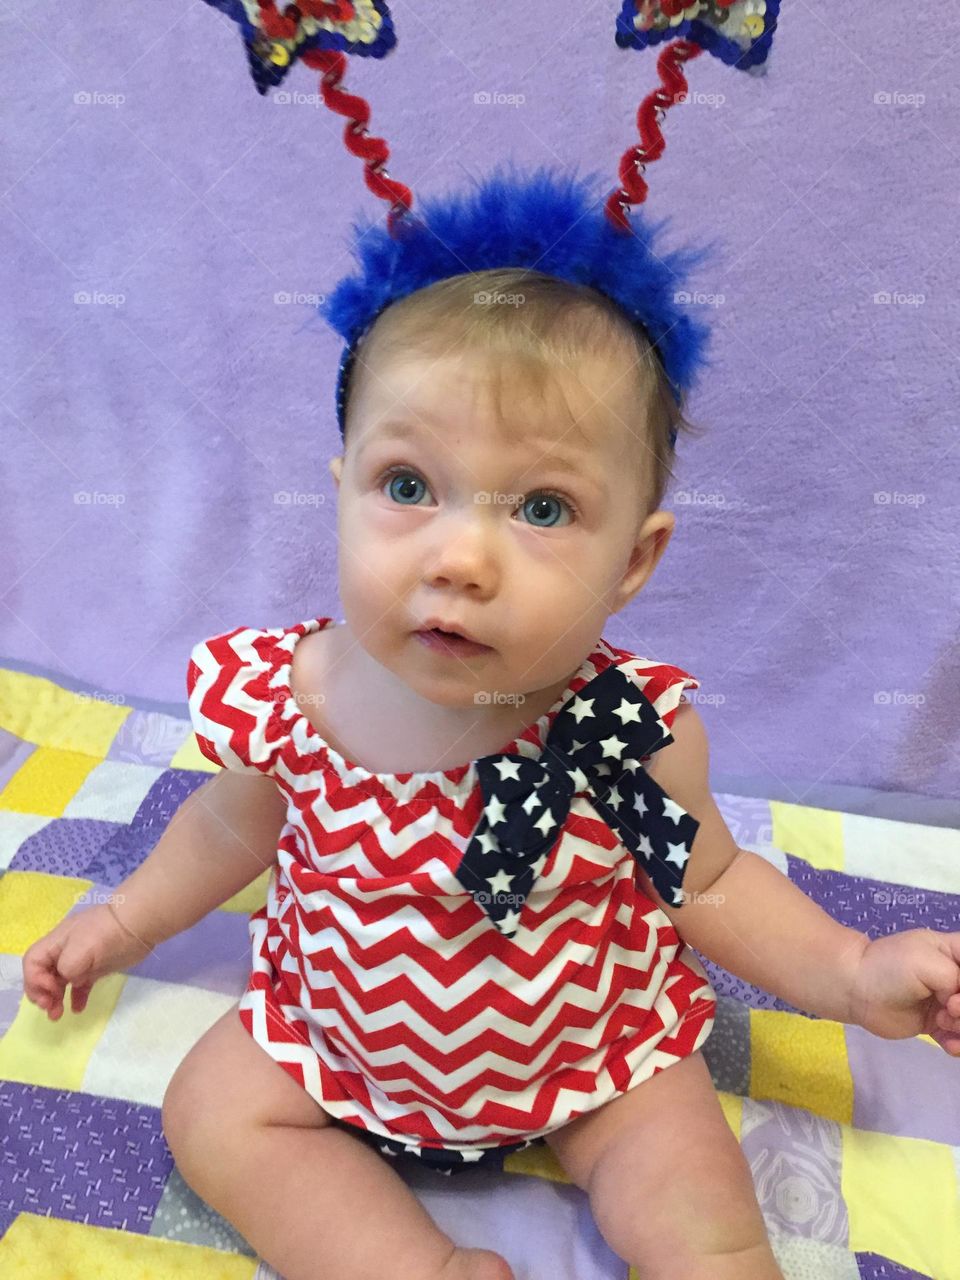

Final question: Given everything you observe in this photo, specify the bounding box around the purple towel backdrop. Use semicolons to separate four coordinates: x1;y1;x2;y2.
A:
2;2;958;800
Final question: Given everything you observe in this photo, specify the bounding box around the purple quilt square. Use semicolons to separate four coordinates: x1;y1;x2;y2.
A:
108;709;194;768
785;856;960;937
81;770;208;884
83;824;161;885
129;899;252;995
855;1253;934;1279
740;1096;848;1246
0;1203;17;1239
129;768;209;837
10;817;122;878
0;1081;173;1233
846;1023;960;1146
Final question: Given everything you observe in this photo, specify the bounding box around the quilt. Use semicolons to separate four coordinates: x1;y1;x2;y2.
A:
0;660;958;1279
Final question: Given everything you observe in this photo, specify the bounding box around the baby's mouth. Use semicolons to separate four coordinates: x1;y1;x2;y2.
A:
414;627;493;657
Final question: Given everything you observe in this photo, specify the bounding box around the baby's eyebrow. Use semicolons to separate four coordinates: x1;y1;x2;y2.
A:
358;420;609;498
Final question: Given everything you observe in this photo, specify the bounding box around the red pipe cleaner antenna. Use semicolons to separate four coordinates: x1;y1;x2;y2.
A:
301;47;414;237
605;38;702;232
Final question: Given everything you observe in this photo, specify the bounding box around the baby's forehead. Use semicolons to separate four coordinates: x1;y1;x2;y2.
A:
361;344;636;457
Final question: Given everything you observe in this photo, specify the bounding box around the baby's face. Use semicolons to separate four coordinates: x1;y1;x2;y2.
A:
328;347;674;707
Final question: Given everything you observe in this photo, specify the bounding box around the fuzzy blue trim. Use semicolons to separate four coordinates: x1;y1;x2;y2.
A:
319;163;721;441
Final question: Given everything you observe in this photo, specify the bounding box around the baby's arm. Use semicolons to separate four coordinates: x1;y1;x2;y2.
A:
641;704;960;1052
22;771;286;1018
108;770;287;945
639;703;869;1024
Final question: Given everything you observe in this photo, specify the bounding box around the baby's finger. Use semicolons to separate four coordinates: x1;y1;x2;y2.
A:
70;983;93;1015
936;1007;960;1033
934;1028;960;1056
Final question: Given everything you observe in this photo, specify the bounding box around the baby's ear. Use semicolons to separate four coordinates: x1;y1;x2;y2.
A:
328;456;343;488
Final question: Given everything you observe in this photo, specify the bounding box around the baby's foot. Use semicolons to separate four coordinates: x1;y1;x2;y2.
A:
442;1245;515;1280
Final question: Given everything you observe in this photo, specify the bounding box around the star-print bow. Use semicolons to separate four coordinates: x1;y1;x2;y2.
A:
456;664;700;936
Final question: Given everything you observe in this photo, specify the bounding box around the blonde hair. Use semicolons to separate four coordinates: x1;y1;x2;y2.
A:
341;267;706;513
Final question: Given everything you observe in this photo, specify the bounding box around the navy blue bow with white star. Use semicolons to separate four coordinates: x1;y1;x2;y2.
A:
456;664;700;935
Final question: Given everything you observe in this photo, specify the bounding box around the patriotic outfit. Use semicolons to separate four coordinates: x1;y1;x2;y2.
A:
186;615;717;1175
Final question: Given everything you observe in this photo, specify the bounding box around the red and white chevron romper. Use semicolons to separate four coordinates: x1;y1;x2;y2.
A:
186;615;717;1175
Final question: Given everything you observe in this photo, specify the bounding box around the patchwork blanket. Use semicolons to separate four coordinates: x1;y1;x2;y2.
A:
0;661;958;1280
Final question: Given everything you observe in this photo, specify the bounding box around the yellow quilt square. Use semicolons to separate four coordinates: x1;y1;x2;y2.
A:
172;730;219;773
770;801;845;872
503;1141;570;1184
0;871;91;954
843;1126;960;1279
0;970;126;1091
0;668;130;755
221;865;272;914
749;1009;853;1125
0;747;100;817
715;1088;743;1140
0;1212;258;1279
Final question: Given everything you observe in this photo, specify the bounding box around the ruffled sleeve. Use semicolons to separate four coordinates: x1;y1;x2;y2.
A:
597;653;703;908
185;626;295;776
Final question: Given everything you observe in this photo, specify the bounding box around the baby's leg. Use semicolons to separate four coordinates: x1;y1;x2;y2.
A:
544;1049;784;1280
162;1003;512;1280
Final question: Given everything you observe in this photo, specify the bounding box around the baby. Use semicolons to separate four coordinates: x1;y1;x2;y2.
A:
22;265;960;1280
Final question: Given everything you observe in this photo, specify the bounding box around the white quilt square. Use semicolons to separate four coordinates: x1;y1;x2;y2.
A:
0;812;54;870
843;813;960;896
81;976;237;1107
62;760;165;824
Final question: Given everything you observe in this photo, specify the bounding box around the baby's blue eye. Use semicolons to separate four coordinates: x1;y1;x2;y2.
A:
386;471;428;505
518;494;569;527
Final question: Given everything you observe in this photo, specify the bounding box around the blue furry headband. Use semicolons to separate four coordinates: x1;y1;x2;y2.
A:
319;164;718;448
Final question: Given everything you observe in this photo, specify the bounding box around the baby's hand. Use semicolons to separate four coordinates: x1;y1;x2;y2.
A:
848;928;960;1054
21;903;154;1021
